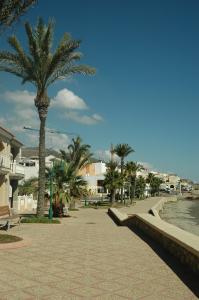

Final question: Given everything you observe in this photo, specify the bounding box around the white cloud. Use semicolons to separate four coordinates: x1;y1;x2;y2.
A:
16;108;37;120
0;89;38;131
137;161;154;171
0;88;103;149
94;149;120;162
2;90;35;106
0;90;39;143
46;133;70;151
51;88;88;110
64;111;103;125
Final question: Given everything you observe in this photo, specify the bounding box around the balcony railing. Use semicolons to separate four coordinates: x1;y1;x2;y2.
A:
10;161;25;175
0;154;11;169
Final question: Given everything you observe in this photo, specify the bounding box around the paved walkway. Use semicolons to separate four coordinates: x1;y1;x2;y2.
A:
0;208;198;299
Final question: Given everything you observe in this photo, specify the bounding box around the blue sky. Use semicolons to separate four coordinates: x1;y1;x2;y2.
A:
0;0;199;181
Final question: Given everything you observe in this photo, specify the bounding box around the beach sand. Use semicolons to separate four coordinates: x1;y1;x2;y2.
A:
160;199;199;236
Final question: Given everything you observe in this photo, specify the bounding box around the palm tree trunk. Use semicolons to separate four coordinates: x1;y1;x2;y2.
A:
35;92;49;217
37;114;46;216
133;176;136;199
111;189;116;203
121;158;124;203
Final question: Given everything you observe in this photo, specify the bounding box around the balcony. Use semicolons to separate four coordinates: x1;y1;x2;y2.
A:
10;161;24;179
0;153;10;174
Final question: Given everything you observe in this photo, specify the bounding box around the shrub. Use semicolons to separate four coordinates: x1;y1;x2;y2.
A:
21;217;60;224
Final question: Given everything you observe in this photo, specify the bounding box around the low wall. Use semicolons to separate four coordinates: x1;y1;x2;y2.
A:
108;207;199;274
17;195;37;212
108;207;128;225
149;196;177;218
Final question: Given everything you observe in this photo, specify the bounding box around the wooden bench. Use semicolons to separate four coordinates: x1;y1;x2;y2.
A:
0;205;21;231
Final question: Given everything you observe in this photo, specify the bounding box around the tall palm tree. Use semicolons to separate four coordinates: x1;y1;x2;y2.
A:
0;18;95;216
114;144;134;203
125;161;144;202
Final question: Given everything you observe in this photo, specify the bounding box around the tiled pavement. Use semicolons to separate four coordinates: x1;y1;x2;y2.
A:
0;208;198;300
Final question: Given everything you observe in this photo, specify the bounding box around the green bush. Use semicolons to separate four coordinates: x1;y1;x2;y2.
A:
21;217;60;224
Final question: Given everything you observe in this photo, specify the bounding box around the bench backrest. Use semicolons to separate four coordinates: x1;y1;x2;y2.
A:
0;205;10;218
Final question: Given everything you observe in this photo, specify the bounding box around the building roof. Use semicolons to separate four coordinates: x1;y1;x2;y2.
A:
0;125;23;147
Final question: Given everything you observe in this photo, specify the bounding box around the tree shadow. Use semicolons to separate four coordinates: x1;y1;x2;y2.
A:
127;222;199;297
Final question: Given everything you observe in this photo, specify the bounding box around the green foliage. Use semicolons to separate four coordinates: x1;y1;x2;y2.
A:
0;0;36;32
21;216;60;223
113;144;134;202
135;176;146;199
125;161;145;199
45;137;91;210
18;177;38;195
113;144;134;174
60;136;93;173
104;161;123;202
0;234;22;243
0;18;95;92
146;173;163;196
0;18;95;216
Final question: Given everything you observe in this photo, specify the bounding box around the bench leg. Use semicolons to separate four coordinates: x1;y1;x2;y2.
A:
5;221;10;231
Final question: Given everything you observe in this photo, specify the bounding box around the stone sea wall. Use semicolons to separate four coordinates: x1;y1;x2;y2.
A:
108;198;199;274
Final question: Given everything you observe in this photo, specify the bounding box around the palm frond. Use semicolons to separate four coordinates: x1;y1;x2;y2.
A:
0;65;26;79
8;35;31;69
47;64;96;86
24;22;39;63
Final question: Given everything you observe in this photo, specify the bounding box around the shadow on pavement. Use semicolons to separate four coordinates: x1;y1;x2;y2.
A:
127;223;199;298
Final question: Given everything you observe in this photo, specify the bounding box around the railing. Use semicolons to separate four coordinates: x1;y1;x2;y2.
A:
10;161;25;175
0;153;11;169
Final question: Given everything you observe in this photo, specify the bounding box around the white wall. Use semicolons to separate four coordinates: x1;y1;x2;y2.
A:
94;162;106;175
83;174;105;194
21;155;56;181
17;194;37;212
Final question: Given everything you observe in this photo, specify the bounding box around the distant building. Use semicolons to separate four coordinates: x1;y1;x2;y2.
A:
19;152;57;181
78;161;107;194
0;126;24;209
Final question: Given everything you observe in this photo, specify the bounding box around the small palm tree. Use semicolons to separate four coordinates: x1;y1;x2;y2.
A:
114;144;134;203
46;159;88;210
0;18;95;216
104;161;123;203
146;173;163;196
135;176;146;199
61;136;92;173
125;162;144;201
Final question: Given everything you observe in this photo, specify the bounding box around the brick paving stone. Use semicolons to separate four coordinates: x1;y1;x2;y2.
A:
0;290;35;300
0;208;198;299
70;286;106;298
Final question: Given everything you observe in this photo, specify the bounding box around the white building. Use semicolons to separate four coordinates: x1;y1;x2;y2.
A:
19;154;56;181
0;125;24;210
78;161;107;195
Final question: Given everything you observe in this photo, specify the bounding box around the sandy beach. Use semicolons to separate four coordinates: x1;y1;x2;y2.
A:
160;199;199;236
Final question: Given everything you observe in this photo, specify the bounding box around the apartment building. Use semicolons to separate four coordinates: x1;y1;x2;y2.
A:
78;161;107;194
19;154;55;181
0;126;24;209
